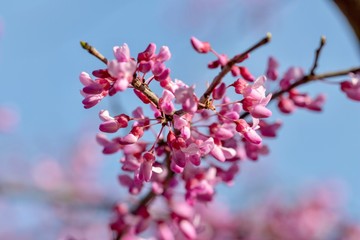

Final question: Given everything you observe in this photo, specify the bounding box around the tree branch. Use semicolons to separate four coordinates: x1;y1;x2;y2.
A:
199;33;272;105
240;66;360;119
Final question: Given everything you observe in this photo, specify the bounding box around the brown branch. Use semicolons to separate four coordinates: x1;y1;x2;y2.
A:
310;36;326;75
131;76;159;107
199;33;272;105
240;66;360;119
80;41;108;64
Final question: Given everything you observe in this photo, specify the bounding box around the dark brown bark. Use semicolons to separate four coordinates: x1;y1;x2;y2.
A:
333;0;360;45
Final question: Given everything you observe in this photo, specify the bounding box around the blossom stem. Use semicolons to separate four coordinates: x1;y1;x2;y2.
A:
310;36;326;76
199;33;272;105
240;66;360;119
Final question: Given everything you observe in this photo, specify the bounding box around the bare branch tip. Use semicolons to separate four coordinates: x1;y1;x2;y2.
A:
266;32;272;41
320;36;326;45
80;41;88;49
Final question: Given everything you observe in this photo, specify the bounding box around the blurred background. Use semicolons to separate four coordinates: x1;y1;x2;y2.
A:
0;0;359;239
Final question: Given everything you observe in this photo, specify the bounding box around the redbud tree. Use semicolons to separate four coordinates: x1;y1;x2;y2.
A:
79;31;360;239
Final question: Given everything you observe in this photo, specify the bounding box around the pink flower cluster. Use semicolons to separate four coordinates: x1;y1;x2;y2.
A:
79;37;360;239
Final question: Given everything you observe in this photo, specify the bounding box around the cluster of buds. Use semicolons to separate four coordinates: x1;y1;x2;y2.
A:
79;35;360;239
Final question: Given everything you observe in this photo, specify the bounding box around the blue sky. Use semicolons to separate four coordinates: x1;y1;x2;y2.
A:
0;0;359;219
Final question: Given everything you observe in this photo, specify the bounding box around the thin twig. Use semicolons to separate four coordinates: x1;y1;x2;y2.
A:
240;66;360;119
199;33;272;105
310;36;326;75
80;41;108;64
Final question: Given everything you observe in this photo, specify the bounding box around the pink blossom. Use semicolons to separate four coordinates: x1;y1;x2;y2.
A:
0;105;19;133
174;86;198;113
259;120;282;137
190;36;211;54
235;118;262;144
244;140;269;160
156;46;171;62
207;53;228;68
340;73;360;101
119;126;144;145
278;96;295;114
79;72;108;109
289;89;311;107
231;78;249;94
210;140;237;162
266;56;279;80
307;94;326;111
239;66;255;82
242;75;272;118
212;82;226;100
113;43;131;62
137;43;156;62
279;67;304;90
98;110;130;133
138;152;156;182
159;90;175;115
96;133;122;154
179;220;197;239
107;59;136;92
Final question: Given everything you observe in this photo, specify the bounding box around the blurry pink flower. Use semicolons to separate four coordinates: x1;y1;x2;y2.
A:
235;118;262;144
239;66;255;82
174;86;198;113
0;105;19;133
242;76;272;118
340;73;360;101
190;37;211;54
159;89;175;115
266;56;279;80
278;96;295;114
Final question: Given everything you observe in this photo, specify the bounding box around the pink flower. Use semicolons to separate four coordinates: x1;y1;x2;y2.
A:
107;59;136;92
98;110;130;133
138;152;156;182
190;36;211;54
113;43;131;62
119;126;144;145
137;43;172;81
235;118;262;144
212;82;226;100
210;139;237;162
340;73;360;101
0;105;19;133
239;66;255;82
259;120;282;137
307;94;326;112
279;67;304;90
174;86;198;113
242;76;272;118
79;72;109;109
278;96;295;114
159;90;175;115
232;78;249;94
266;56;279;80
